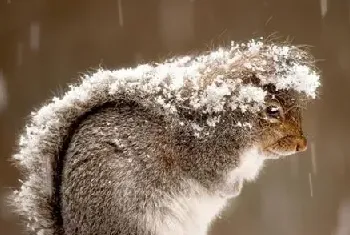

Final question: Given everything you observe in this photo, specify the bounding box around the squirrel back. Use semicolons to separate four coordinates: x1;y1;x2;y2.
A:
10;39;320;235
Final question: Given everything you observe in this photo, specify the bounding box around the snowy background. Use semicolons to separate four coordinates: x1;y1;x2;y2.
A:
0;0;350;235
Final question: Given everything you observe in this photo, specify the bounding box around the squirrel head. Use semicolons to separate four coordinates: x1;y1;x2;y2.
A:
254;83;308;158
162;40;321;160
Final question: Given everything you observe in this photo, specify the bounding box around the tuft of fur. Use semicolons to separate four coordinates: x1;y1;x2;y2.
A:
9;38;320;235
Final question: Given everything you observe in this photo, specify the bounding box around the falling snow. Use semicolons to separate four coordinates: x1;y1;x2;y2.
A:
320;0;328;18
308;172;314;197
29;22;40;51
0;70;7;113
118;0;124;27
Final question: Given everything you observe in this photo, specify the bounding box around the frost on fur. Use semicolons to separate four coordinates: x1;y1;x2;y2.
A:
10;38;321;234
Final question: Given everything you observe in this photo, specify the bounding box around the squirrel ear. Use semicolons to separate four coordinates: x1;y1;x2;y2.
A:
242;74;261;86
263;83;276;93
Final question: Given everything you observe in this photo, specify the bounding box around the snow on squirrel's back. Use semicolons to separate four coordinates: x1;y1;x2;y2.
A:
11;38;321;234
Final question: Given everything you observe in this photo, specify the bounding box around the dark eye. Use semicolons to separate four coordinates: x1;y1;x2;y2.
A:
264;103;284;123
266;105;281;118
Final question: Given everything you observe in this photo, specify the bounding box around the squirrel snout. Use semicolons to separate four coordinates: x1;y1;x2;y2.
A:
295;136;307;152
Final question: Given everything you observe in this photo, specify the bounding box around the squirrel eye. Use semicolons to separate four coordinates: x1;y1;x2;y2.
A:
266;106;280;117
265;104;283;122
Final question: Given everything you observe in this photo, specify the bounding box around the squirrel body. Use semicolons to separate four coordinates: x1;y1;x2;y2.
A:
10;39;320;235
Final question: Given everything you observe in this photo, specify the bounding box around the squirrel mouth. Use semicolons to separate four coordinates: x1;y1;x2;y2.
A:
263;148;297;159
261;135;307;159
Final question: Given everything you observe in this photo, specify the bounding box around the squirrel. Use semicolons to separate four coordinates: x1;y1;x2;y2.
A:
9;39;320;235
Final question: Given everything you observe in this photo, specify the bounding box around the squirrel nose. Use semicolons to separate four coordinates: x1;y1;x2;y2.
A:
295;136;307;152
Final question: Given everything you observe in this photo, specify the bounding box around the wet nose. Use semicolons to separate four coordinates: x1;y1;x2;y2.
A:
295;136;307;152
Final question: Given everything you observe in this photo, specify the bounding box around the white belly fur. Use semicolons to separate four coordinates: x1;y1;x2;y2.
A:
148;147;265;235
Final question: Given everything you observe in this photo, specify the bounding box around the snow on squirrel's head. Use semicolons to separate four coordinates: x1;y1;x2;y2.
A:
110;38;320;158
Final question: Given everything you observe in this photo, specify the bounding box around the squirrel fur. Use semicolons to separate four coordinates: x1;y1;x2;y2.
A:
9;39;320;235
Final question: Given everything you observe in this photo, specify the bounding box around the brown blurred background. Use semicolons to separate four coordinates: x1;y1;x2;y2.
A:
1;0;350;234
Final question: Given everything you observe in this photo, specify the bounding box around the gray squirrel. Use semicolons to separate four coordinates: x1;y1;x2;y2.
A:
9;39;321;235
